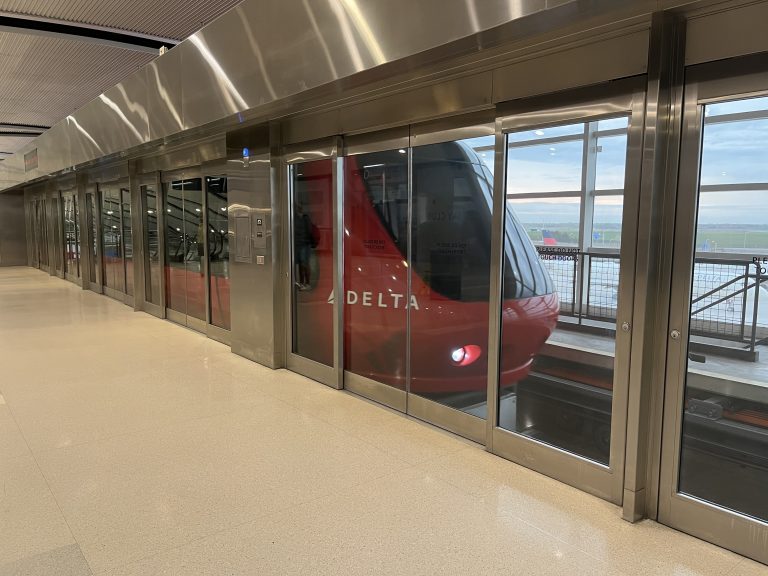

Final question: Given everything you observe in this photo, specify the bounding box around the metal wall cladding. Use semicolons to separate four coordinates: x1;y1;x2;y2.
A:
1;0;621;189
146;47;184;141
179;0;574;130
36;123;72;177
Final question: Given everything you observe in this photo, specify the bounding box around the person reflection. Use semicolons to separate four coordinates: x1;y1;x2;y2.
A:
294;202;316;291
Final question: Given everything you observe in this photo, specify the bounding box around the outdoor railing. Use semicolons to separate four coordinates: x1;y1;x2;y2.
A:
536;248;766;356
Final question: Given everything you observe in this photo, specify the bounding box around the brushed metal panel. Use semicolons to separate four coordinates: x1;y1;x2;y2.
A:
286;354;337;388
37;123;72;176
686;2;768;66
493;426;616;503
142;138;225;173
86;163;128;184
229;154;280;367
407;394;486;444
207;324;231;347
0;0;642;189
342;72;493;135
344;371;407;412
65;104;108;167
71;78;149;162
146;46;184;141
282;109;341;147
179;0;577;130
493;30;649;103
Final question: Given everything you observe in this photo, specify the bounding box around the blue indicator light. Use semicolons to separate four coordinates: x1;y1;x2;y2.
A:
242;147;250;158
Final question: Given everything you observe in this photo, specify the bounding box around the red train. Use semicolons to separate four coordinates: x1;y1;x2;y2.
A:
293;141;559;394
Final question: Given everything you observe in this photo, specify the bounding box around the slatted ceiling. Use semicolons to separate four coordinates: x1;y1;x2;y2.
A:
0;0;245;40
0;32;154;127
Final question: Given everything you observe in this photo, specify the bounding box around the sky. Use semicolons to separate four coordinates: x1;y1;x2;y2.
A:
491;97;768;228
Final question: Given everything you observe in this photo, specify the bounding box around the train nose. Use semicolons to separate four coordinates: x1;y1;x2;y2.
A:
450;345;482;366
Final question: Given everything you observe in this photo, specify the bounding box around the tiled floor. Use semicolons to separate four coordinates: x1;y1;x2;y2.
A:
0;267;765;576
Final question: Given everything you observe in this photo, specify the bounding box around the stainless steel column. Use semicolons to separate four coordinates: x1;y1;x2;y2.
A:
228;123;284;368
622;11;686;522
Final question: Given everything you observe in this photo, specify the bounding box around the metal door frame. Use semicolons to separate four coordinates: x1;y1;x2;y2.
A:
338;119;496;443
85;185;103;293
487;77;647;504
61;188;81;286
403;115;498;443
283;139;341;388
99;179;131;305
47;188;64;278
161;167;207;334
137;172;165;318
119;184;135;308
341;128;411;409
658;54;768;566
201;163;231;346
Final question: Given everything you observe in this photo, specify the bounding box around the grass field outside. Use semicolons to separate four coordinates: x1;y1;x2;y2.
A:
526;225;768;253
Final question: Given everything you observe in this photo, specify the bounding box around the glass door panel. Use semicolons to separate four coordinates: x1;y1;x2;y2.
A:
39;200;49;269
206;177;230;330
409;136;495;415
678;95;768;522
142;185;161;306
63;196;74;276
86;193;98;285
290;160;334;366
121;188;133;297
73;196;80;278
62;194;81;280
101;188;123;293
183;178;206;322
343;149;408;389
499;115;632;466
163;178;205;325
164;181;186;314
51;196;63;275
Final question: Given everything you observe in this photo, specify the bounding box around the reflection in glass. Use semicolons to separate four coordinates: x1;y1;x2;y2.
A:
39;200;49;268
101;187;123;292
595;134;628;191
72;196;80;277
64;196;78;277
291;161;333;366
207;177;230;330
184;179;206;322
164;182;186;314
142;186;161;305
592;196;624;249
499;115;631;465
678;96;768;523
409;137;495;411
506;139;584;194
510;197;581;247
163;179;206;321
51;197;62;272
121;188;133;297
344;150;408;388
87;194;97;282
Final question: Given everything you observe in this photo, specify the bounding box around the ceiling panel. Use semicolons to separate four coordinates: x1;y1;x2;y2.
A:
0;0;245;40
0;32;154;130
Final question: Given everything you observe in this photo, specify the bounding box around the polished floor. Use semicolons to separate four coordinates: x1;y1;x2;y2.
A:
0;267;765;576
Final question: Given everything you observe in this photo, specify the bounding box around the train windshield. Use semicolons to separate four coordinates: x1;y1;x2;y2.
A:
357;142;554;302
